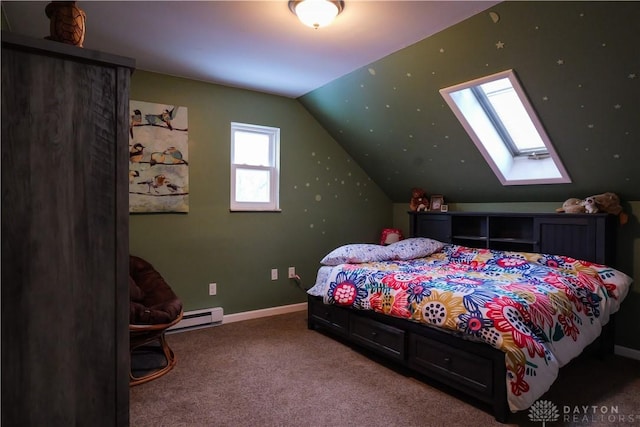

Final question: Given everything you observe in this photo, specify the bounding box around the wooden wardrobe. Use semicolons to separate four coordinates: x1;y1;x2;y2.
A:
1;31;134;426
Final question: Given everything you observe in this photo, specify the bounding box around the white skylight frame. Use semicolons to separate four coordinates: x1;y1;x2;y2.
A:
440;69;571;186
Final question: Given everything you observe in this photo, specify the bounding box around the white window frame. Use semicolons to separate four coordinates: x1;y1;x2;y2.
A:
440;69;571;186
230;122;280;211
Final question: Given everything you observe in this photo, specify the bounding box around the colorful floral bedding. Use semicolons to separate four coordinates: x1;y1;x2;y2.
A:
307;244;633;412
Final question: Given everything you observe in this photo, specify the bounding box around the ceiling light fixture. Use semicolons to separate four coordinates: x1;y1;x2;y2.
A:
288;0;344;29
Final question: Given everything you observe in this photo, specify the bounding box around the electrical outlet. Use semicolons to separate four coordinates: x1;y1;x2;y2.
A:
271;268;278;280
288;267;296;278
209;283;217;295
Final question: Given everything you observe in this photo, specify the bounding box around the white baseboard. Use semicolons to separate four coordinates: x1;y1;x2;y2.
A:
614;345;640;361
223;302;307;324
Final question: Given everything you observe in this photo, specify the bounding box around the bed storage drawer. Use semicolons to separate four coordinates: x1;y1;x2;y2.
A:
409;334;494;400
349;316;405;361
308;299;350;338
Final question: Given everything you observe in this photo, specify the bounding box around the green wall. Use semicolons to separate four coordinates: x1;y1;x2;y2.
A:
393;201;640;351
300;1;640;203
129;71;392;315
129;67;638;348
127;2;639;352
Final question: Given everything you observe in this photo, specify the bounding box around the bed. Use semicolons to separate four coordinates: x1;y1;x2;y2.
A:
306;217;633;422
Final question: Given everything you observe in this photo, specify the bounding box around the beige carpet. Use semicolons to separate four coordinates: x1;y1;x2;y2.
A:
130;311;640;427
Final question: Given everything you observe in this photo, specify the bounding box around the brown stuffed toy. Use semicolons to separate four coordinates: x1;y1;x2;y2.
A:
556;192;628;224
591;192;628;224
556;198;585;214
409;188;428;212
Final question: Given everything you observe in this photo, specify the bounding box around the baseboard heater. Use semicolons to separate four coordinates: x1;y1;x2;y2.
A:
167;307;224;333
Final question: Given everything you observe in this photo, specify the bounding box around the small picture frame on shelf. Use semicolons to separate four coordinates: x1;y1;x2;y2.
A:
430;195;444;211
440;204;449;212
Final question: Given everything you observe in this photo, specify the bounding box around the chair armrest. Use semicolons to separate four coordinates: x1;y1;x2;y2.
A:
130;310;183;331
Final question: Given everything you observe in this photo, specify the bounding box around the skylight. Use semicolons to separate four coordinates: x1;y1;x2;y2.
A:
440;69;571;186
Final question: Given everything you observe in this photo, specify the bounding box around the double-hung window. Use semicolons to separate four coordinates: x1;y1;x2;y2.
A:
230;122;280;211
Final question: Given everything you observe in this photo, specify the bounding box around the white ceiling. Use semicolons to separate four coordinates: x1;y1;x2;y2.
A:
2;1;498;98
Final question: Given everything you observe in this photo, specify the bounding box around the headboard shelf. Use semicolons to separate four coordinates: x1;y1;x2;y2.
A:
409;211;616;265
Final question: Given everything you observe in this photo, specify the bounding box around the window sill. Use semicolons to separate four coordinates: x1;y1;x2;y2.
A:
229;209;282;213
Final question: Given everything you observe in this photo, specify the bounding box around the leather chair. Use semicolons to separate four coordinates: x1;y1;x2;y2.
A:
129;255;183;386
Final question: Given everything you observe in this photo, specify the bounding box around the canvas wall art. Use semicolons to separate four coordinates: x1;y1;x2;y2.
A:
129;100;189;213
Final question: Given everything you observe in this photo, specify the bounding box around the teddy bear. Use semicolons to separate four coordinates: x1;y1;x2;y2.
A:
409;188;429;212
556;192;627;224
591;192;628;224
581;197;598;214
556;198;586;213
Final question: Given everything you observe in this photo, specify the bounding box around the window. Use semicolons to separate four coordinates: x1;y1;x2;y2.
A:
230;122;280;211
440;69;571;185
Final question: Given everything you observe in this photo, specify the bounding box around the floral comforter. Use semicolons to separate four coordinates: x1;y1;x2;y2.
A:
308;244;633;412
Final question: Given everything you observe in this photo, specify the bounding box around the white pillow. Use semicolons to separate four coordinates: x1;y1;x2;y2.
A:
387;237;444;260
320;244;392;266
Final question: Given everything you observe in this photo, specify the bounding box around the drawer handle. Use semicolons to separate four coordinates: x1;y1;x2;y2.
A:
443;357;451;364
371;331;378;338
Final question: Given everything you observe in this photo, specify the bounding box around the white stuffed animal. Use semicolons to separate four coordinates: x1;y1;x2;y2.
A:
581;197;599;214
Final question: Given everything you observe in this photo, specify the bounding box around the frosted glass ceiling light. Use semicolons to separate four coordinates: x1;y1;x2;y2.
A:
289;0;344;29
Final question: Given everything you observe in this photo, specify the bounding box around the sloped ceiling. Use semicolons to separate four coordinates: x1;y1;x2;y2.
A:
0;0;497;98
299;1;640;204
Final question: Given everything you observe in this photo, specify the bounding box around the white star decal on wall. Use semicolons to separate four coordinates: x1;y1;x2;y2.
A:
439;48;445;53
629;73;637;79
557;59;565;65
496;41;505;49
